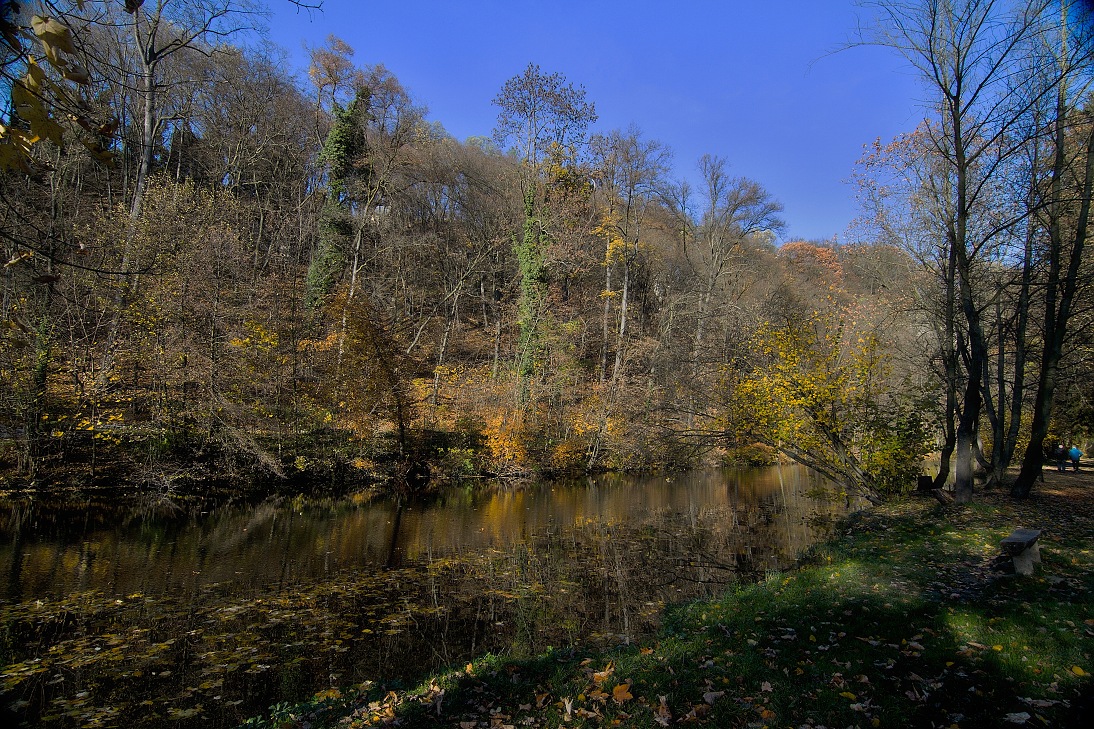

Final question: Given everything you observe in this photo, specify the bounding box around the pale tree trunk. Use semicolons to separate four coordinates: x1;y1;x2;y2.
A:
953;246;987;504
131;60;156;220
336;226;365;369
611;256;629;385
947;59;991;504
430;293;459;407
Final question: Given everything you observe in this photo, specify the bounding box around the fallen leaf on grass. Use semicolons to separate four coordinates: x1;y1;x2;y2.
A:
612;683;632;704
1004;712;1031;723
654;695;671;727
680;704;710;722
702;690;724;705
592;663;614;685
1072;666;1087;676
1020;697;1060;708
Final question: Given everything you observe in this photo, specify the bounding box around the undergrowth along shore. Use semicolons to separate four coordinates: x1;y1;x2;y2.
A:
243;475;1093;728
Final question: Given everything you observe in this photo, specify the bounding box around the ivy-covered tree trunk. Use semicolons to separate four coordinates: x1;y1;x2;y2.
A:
304;99;361;309
514;186;547;385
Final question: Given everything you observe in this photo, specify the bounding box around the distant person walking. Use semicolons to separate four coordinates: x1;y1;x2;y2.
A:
1056;444;1068;472
1069;445;1083;472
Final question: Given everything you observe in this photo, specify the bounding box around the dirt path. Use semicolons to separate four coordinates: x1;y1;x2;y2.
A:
986;466;1094;543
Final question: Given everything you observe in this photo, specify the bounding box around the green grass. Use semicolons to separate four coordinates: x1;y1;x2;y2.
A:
241;481;1093;728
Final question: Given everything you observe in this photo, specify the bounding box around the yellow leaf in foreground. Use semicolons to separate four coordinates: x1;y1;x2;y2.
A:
612;683;632;703
31;15;75;54
839;691;857;700
1072;666;1087;677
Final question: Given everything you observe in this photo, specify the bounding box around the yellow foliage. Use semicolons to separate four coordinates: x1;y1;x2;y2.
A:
229;320;279;352
299;332;339;352
549;438;586;470
729;306;924;493
483;412;527;464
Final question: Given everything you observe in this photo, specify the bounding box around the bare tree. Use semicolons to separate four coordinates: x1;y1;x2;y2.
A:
586;126;672;466
1013;2;1094;496
492;62;597;170
690;154;783;355
864;0;1063;501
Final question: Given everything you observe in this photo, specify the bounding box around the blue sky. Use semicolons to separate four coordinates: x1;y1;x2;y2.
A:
266;0;926;243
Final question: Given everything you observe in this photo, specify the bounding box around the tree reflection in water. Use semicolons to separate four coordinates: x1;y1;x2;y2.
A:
0;465;855;728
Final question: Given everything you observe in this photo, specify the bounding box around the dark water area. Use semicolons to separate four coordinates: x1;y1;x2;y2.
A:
0;465;856;728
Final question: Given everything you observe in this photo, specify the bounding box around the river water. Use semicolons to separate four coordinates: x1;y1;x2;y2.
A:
0;465;854;727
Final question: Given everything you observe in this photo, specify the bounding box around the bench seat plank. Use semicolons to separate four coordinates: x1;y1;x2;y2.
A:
999;528;1042;575
1000;528;1042;555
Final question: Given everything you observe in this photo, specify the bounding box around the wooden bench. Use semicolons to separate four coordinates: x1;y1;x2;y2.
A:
998;528;1042;575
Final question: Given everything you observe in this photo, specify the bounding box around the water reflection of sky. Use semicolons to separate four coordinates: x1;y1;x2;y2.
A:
1;465;852;603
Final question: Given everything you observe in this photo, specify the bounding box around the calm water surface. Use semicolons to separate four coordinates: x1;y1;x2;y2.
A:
0;466;854;728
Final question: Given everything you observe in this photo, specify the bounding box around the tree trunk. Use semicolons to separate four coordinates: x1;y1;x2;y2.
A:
934;242;959;489
600;262;611;384
611;256;629;385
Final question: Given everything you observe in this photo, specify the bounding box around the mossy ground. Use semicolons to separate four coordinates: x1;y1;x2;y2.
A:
243;470;1093;728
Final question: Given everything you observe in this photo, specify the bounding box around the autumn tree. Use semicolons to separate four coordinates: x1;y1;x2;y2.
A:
492;63;596;383
493;62;597;170
730;305;931;502
865;0;1072;501
584;126;671;465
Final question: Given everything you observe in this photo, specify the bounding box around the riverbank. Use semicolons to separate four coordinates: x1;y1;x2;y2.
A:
243;470;1093;728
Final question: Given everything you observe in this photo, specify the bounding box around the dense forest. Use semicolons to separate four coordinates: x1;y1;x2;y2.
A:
2;0;1093;502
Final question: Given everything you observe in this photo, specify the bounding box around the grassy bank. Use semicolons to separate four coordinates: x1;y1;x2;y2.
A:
243;473;1092;728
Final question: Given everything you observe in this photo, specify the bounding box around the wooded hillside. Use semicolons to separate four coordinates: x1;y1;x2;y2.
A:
3;1;1092;500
